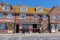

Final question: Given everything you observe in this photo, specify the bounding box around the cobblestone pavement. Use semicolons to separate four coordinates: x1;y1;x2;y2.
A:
0;33;60;40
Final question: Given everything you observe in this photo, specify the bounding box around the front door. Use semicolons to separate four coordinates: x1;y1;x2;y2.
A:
16;24;19;33
7;23;13;33
51;24;56;33
22;24;29;33
33;24;37;33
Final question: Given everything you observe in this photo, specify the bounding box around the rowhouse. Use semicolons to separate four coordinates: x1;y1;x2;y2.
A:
0;2;60;34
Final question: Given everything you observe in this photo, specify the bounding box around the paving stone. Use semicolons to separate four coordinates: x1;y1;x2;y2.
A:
0;33;60;40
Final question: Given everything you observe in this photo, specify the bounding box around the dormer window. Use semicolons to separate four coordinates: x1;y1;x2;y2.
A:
20;6;28;12
2;5;11;11
36;7;43;13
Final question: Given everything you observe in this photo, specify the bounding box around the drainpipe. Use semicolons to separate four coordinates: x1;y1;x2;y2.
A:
14;13;16;33
47;15;51;33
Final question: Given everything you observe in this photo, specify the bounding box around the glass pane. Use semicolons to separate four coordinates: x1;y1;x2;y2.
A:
3;6;10;11
20;7;27;12
58;24;60;29
52;15;56;19
42;15;47;20
0;13;3;19
20;14;26;19
0;24;5;29
37;8;42;12
34;15;38;19
22;24;28;29
7;14;12;19
59;16;60;20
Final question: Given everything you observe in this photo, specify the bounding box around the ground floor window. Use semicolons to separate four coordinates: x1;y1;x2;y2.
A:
58;24;60;29
58;24;60;31
22;24;29;29
0;23;5;30
22;24;29;33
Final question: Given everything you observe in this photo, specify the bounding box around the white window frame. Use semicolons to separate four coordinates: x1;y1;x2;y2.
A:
34;15;38;19
7;13;12;19
0;13;3;19
58;16;60;20
0;23;5;30
36;7;43;13
2;5;10;11
42;15;47;20
20;6;28;12
52;15;56;20
19;14;26;19
58;24;60;29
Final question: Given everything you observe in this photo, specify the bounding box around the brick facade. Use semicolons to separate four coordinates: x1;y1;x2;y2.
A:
0;2;60;34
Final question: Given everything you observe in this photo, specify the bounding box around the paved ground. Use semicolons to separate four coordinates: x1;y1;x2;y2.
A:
0;33;60;40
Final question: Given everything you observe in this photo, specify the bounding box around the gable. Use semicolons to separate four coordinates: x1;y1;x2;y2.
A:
49;6;60;15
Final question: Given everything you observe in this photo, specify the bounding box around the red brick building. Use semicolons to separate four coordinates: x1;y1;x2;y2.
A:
0;2;60;34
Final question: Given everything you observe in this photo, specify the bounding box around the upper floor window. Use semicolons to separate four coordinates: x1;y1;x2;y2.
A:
36;7;43;13
20;6;28;12
19;14;26;19
58;16;60;20
42;15;47;20
52;15;56;20
7;13;12;19
0;13;3;19
34;15;38;19
2;5;10;11
0;23;5;30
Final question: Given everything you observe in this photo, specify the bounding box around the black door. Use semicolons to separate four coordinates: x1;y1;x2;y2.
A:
16;24;19;33
33;24;37;32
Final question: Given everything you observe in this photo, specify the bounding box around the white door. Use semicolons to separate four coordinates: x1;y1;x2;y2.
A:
51;24;56;32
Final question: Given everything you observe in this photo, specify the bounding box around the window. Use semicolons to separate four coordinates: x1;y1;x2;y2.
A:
42;15;47;20
0;24;5;30
58;16;60;20
19;14;26;19
20;6;28;12
2;6;10;11
58;24;60;29
22;24;28;29
34;15;38;19
0;13;3;19
52;15;56;20
7;13;12;19
36;7;43;13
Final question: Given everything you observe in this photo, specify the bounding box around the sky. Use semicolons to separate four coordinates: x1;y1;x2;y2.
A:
0;0;60;8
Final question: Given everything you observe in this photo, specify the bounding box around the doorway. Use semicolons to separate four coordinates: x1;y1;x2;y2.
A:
16;24;19;33
33;24;37;33
51;24;56;33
